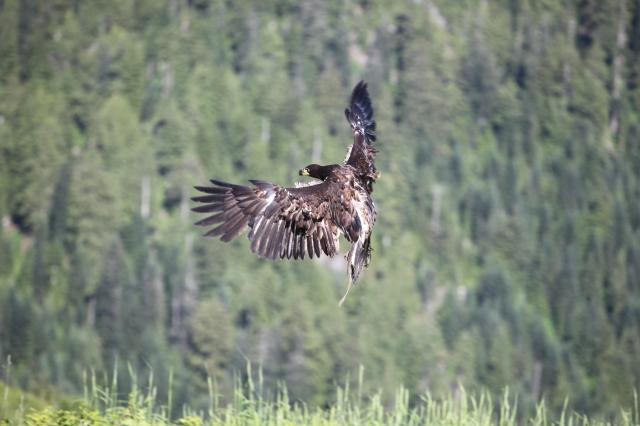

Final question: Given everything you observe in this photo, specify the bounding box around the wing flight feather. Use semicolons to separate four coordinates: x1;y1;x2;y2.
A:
192;179;340;260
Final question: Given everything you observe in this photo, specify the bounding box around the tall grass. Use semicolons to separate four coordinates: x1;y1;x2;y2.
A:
3;363;639;425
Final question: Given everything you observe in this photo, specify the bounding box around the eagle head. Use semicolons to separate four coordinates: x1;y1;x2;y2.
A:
299;164;338;181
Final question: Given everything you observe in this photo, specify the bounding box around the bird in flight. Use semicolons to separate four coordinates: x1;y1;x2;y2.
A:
192;81;379;305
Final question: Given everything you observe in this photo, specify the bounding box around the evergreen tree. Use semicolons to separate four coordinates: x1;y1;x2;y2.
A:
0;0;639;417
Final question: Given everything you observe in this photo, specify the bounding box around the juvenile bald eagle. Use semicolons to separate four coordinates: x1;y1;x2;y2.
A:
192;81;378;305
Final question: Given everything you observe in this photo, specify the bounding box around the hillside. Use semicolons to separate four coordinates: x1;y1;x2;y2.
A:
1;0;639;420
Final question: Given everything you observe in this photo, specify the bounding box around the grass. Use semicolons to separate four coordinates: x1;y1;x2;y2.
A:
0;381;51;422
1;364;638;425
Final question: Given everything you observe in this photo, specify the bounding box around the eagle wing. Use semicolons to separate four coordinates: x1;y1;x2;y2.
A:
344;81;377;181
192;179;340;260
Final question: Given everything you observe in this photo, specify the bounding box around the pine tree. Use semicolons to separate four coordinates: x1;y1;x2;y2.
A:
6;83;66;231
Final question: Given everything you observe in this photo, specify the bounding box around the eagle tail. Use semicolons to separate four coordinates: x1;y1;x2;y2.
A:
339;235;371;306
344;80;376;143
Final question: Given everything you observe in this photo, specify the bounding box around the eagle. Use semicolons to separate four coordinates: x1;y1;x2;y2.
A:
192;81;378;305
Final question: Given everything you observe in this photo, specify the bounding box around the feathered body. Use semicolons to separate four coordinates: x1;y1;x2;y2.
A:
192;81;379;304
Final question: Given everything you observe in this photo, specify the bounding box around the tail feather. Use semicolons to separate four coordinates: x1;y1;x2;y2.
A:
350;235;371;280
340;235;372;306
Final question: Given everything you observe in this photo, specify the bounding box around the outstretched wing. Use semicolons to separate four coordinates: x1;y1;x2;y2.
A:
192;180;340;260
344;81;377;181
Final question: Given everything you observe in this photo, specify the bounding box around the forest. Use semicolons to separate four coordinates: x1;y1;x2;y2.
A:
1;0;640;422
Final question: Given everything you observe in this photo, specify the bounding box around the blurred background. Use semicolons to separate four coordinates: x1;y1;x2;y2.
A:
0;0;639;420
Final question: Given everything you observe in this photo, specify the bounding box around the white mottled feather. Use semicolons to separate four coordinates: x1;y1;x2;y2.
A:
294;180;323;188
342;144;353;164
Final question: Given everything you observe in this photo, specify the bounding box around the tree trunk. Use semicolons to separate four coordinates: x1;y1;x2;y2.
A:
609;0;627;150
140;175;150;219
431;184;444;237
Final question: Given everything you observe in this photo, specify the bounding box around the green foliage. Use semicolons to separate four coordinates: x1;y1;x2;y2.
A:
1;0;640;421
25;405;104;426
5;369;640;425
0;380;50;421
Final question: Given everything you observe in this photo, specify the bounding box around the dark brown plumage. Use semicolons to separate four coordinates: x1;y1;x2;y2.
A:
192;81;378;305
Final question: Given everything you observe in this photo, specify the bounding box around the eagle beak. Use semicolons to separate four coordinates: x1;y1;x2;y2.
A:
299;168;310;176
